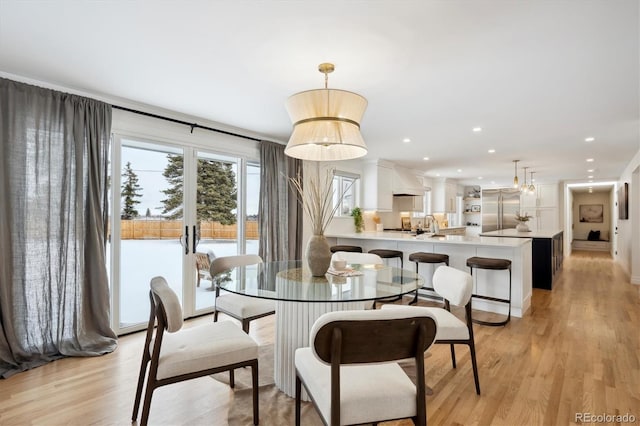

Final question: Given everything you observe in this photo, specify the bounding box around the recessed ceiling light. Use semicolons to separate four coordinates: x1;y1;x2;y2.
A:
587;169;594;172
435;173;440;177
588;175;594;179
402;138;411;143
478;176;483;180
585;137;595;142
423;157;430;161
457;169;462;173
488;149;496;153
589;180;594;182
589;188;593;193
586;158;594;162
473;127;482;132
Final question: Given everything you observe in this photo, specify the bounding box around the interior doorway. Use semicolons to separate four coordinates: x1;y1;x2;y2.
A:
564;181;617;258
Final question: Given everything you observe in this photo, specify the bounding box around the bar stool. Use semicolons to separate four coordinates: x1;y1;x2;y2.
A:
330;245;362;253
408;252;449;305
466;256;512;326
367;249;404;308
368;249;403;269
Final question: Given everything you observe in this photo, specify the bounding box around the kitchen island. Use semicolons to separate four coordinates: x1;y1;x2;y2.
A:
480;229;563;290
326;232;532;318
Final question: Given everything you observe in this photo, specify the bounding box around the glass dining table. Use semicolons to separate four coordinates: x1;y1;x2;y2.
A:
217;260;424;399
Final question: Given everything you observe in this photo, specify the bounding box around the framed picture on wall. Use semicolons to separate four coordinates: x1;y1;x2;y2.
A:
579;204;604;223
618;182;629;220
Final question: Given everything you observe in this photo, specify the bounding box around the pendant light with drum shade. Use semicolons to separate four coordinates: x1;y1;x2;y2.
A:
512;160;520;188
284;63;368;276
284;63;368;161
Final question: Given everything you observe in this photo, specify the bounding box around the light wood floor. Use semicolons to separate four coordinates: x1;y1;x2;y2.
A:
1;251;638;425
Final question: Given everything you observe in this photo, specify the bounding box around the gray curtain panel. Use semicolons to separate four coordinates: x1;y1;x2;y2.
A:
258;141;303;262
0;78;117;378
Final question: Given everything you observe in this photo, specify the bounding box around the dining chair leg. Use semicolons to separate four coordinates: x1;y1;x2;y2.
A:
469;341;481;395
251;360;259;425
229;369;235;388
140;381;155;426
450;344;457;368
131;355;149;421
242;319;250;334
295;375;302;426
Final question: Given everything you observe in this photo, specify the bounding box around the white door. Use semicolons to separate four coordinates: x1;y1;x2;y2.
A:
108;136;261;334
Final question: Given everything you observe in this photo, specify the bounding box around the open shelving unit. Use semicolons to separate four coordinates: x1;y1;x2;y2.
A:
463;186;482;235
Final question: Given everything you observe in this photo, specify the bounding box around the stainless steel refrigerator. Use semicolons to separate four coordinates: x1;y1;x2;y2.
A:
481;189;521;232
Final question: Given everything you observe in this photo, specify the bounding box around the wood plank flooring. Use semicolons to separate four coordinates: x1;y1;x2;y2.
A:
0;251;638;425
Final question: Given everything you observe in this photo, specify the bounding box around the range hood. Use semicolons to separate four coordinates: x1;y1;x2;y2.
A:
392;168;426;196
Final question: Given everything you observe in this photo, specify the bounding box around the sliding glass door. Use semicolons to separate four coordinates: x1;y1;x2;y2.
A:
109;135;260;334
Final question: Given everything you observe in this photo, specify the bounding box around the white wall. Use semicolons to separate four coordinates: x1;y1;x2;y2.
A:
616;148;640;283
112;109;261;160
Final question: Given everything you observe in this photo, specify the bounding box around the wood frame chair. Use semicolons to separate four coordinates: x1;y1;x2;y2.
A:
195;251;213;287
295;309;438;426
211;254;275;333
132;276;260;426
382;265;481;395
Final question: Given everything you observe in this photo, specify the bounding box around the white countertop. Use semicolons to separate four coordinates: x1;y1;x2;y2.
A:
327;231;531;248
480;229;563;239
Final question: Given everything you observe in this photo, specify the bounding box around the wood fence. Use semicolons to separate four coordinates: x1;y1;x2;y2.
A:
119;220;258;240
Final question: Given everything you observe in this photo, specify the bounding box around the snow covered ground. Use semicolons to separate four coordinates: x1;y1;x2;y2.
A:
108;239;259;327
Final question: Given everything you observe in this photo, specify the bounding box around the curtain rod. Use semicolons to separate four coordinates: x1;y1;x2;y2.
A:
111;104;262;142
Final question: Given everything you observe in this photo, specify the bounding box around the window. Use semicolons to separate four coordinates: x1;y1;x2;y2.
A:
332;171;360;217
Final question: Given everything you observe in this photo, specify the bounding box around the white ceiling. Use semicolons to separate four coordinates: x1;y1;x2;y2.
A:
1;0;638;186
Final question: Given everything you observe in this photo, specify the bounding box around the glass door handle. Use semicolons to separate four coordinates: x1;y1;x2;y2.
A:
192;225;197;254
183;226;189;255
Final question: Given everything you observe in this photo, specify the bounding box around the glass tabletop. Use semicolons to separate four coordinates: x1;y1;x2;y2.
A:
217;260;424;303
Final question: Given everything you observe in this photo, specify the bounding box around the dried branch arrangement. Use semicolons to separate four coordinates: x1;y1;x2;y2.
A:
288;168;347;236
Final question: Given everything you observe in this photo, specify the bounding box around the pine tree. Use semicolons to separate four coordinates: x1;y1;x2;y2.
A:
161;155;184;219
161;155;237;224
121;161;143;219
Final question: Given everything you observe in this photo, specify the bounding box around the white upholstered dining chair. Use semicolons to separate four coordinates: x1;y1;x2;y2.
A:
211;254;275;333
132;276;260;426
331;251;384;309
382;265;480;394
294;308;438;426
330;251;383;266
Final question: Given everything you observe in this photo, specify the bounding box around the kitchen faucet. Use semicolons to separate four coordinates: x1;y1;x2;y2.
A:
423;215;439;233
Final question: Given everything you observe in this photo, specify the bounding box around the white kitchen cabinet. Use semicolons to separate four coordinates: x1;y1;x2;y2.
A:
536;208;559;230
521;183;559;208
519;183;559;230
525;207;559;231
536;183;559;208
432;179;457;213
520;192;537;210
394;195;424;212
363;162;393;211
